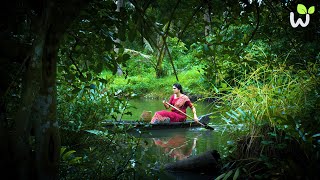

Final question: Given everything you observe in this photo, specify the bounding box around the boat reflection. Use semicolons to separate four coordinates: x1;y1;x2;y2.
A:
152;134;198;160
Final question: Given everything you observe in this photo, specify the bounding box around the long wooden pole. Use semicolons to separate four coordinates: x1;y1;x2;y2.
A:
165;102;209;128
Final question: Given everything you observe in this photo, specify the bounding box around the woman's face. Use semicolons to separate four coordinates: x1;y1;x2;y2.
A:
172;86;180;94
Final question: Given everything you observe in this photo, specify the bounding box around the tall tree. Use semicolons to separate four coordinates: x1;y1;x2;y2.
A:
0;0;91;179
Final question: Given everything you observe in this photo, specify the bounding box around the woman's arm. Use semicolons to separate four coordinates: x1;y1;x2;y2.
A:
191;106;199;122
186;100;199;122
163;100;169;109
163;95;174;109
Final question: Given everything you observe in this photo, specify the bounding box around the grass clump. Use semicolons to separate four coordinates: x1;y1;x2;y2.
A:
214;63;320;179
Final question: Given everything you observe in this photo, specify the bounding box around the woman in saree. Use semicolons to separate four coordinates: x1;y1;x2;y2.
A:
150;83;199;124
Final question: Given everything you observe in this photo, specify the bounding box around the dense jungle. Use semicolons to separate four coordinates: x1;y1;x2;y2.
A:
0;0;319;179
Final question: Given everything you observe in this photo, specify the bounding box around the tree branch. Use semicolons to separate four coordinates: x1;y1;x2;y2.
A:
69;35;85;78
163;37;179;82
236;2;260;57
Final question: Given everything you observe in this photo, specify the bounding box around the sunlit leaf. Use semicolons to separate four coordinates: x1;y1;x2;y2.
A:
62;150;76;160
69;157;82;164
214;86;219;93
221;83;227;88
60;147;67;156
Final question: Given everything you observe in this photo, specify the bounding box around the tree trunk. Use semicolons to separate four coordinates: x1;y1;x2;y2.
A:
115;0;124;76
156;37;166;78
0;0;91;179
203;0;212;36
9;9;63;179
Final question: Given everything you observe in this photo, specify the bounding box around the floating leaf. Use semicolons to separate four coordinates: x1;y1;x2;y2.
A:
297;4;307;14
308;6;315;14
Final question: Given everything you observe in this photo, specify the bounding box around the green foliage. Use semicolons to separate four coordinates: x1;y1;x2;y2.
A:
57;77;135;130
107;66;206;99
55;0;320;179
213;61;320;178
59;128;161;179
59;147;83;177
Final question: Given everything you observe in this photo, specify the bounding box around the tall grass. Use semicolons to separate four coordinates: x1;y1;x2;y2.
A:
214;62;320;179
218;63;318;130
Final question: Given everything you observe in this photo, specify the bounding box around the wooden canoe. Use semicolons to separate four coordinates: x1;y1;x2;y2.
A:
103;113;213;131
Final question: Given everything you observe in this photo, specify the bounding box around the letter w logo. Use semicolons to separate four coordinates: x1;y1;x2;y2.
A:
290;12;309;28
290;4;315;28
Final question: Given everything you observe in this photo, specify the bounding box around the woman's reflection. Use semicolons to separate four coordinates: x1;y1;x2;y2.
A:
152;134;198;160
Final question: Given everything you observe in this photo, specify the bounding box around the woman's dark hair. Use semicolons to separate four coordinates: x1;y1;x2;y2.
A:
173;83;183;93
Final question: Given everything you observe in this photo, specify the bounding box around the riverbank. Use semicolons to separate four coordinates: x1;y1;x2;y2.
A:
101;67;211;99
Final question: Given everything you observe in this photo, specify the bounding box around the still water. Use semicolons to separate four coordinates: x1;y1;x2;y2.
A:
122;99;230;179
132;128;228;179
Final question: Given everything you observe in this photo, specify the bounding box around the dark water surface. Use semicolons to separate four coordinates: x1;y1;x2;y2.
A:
123;99;229;179
133;128;226;179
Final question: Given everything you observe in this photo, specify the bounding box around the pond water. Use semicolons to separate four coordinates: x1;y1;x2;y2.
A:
131;127;229;179
121;98;230;179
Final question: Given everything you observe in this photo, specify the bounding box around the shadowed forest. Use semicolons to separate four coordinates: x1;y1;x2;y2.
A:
0;0;319;179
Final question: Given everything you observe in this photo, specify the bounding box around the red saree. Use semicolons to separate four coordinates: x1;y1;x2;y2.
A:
151;94;193;124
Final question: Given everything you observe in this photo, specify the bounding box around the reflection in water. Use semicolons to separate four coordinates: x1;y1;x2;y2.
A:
133;128;224;179
152;132;200;161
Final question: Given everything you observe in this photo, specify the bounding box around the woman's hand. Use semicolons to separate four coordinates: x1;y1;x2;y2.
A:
163;100;169;109
193;115;199;123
